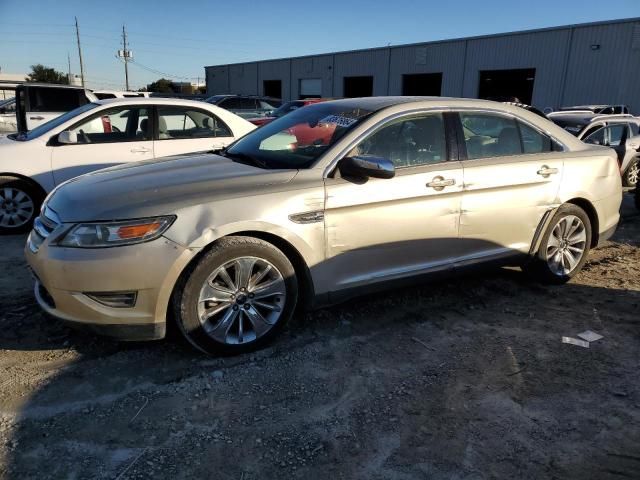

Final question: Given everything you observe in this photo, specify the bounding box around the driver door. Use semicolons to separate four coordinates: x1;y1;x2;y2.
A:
50;105;154;186
322;112;463;294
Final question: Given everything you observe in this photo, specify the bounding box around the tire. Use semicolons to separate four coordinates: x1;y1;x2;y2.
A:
0;177;43;235
172;236;298;355
524;204;592;284
622;159;639;188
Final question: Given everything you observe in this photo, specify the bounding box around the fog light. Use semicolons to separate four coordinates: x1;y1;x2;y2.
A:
85;291;137;308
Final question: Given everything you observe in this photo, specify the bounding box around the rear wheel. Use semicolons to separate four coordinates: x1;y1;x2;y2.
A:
524;204;592;284
623;159;639;188
0;177;42;235
173;236;298;355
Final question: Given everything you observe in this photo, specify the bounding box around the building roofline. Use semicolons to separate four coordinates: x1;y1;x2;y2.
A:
205;16;640;69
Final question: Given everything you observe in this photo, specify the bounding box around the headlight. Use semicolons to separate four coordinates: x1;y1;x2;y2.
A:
57;216;175;248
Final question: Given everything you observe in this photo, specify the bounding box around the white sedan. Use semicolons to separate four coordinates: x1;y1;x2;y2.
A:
0;98;255;233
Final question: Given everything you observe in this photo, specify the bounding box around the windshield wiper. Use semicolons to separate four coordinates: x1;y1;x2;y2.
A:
223;151;269;169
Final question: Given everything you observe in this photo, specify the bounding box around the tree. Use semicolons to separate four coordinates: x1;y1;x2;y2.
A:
27;64;68;84
145;78;175;93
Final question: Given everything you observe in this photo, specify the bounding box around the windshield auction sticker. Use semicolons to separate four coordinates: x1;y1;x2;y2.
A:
319;115;359;128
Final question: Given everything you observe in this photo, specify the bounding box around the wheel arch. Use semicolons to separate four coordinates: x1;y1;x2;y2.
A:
167;230;316;331
565;197;599;248
0;172;47;200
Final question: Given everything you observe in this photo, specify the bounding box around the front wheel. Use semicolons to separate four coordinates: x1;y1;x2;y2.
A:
0;177;42;235
524;204;592;284
173;236;298;355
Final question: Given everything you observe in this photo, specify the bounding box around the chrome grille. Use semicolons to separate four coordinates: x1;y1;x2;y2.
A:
28;206;61;253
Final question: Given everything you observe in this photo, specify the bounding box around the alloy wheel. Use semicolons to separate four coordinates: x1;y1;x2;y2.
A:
627;161;639;187
0;187;34;228
546;215;587;276
197;256;286;345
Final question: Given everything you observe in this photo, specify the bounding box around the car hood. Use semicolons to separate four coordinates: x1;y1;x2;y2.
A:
47;153;298;222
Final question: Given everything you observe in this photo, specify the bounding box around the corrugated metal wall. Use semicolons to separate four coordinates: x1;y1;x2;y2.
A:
389;41;466;96
332;49;390;96
562;21;640;109
206;66;229;94
290;55;334;98
463;29;571;109
205;18;640;112
257;59;291;99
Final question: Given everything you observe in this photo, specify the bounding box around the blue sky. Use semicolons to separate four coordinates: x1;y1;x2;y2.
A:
0;0;638;90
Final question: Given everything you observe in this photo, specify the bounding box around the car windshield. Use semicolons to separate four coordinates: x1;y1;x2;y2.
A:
224;103;373;169
205;95;228;104
272;101;305;118
16;102;99;141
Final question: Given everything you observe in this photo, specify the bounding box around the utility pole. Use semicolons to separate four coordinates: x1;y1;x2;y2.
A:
67;53;71;82
121;25;131;91
74;17;85;87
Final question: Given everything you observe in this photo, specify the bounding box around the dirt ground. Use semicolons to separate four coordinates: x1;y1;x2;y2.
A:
1;196;639;480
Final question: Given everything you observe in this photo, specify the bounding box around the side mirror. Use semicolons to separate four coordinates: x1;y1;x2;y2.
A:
58;130;78;144
339;155;395;179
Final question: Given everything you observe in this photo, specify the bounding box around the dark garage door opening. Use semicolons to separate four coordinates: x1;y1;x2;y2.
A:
478;68;536;105
402;73;442;96
344;76;373;98
263;80;282;99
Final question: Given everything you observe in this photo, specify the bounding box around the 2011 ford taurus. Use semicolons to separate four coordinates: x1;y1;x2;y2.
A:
25;97;622;354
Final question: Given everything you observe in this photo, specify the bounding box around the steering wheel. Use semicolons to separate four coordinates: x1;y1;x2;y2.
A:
111;126;121;133
79;129;91;144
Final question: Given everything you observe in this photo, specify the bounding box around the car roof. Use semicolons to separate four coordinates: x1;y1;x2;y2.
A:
17;83;90;90
313;96;508;112
94;97;213;107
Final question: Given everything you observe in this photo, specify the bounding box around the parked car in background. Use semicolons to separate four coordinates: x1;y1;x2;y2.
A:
548;105;631;134
577;117;640;187
246;98;331;126
0;98;255;233
93;90;151;100
15;83;98;131
25;97;621;354
502;102;548;119
0;97;17;133
205;95;281;119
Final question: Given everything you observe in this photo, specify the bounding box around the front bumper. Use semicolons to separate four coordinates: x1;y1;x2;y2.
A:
25;234;199;341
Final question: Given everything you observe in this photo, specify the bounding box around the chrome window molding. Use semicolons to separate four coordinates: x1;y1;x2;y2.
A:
319;105;569;179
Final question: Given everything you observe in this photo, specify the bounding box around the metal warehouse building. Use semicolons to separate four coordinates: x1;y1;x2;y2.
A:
205;17;640;112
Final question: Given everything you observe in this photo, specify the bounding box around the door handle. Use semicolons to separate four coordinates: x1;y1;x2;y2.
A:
426;176;456;191
130;147;151;153
537;165;559;177
29;116;44;120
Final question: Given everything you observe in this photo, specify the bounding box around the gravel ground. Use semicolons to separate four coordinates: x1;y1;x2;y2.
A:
1;195;639;480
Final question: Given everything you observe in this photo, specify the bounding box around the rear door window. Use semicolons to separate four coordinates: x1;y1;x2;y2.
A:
583;127;606;145
460;113;522;159
518;122;552;153
157;106;232;139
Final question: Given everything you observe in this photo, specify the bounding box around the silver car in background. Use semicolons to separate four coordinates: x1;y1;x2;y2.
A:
26;97;622;354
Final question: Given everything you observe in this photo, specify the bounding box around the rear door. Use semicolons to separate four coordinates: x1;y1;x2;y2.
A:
153;105;236;158
455;110;565;264
50;105;153;185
